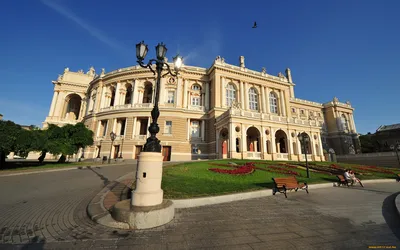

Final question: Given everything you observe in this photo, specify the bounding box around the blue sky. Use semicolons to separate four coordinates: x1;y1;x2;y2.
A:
0;0;399;134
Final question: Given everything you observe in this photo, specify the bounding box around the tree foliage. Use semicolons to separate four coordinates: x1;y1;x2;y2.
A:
0;121;94;166
359;133;377;153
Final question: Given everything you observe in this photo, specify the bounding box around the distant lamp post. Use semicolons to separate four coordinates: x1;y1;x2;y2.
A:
298;132;310;178
108;132;116;164
390;141;400;167
136;41;183;152
119;137;124;158
97;140;103;158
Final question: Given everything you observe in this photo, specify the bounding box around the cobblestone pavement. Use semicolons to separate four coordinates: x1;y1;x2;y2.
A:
0;165;399;249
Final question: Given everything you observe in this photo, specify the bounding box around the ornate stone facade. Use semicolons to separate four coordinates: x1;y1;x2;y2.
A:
43;56;359;161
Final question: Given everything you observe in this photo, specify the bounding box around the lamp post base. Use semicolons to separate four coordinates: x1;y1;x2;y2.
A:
131;152;164;206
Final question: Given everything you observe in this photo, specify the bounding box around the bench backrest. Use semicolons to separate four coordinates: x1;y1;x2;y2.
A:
337;175;346;181
273;176;298;187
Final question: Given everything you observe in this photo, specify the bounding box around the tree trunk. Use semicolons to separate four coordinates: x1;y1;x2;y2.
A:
58;154;66;163
38;150;47;164
0;151;5;169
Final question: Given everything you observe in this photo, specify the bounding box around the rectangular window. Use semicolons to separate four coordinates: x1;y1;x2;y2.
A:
165;121;172;134
167;91;175;104
191;96;200;106
190;120;200;137
101;120;108;136
291;108;296;113
300;109;305;115
119;119;126;136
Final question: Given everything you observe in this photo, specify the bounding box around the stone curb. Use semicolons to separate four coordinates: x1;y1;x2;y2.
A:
86;172;134;229
88;177;396;229
0;162;128;177
171;179;396;208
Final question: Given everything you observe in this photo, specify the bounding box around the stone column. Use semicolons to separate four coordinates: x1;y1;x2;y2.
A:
221;77;225;107
96;120;102;137
54;91;65;118
317;132;323;157
265;87;270;114
183;79;188;108
132;80;139;104
79;99;86;119
288;131;294;156
114;82;121;106
244;82;248;110
151;82;156;104
159;77;165;104
240;81;245;110
187;118;191;140
201;120;205;141
349;113;356;133
177;77;182;107
130;79;137;107
132;117;137;138
100;85;107;108
147;116;151;137
271;128;276;153
260;86;266;113
241;123;247;158
48;91;59;117
279;90;286;116
205;82;209;110
229;122;235;156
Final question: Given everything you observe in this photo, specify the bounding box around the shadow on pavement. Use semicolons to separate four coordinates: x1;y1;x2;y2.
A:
85;166;110;186
382;191;400;240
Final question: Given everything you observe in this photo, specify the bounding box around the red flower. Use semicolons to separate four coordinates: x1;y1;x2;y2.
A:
209;162;255;175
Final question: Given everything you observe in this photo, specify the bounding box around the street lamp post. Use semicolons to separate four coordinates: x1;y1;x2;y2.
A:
119;137;124;158
390;141;400;167
136;41;183;152
298;132;310;178
108;132;116;164
97;139;103;158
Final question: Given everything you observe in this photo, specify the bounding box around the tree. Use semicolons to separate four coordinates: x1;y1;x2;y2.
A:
42;123;94;163
0;120;23;168
359;133;376;153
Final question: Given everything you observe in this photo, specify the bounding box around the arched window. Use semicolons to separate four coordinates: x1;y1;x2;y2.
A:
226;84;236;107
341;114;349;131
125;84;132;105
269;92;278;114
110;88;116;107
248;88;258;111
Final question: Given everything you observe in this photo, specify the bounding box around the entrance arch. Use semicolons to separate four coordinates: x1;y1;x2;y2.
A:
219;128;229;159
246;127;261;152
275;130;288;153
63;94;82;120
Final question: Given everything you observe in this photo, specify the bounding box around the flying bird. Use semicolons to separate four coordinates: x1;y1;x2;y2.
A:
252;21;257;28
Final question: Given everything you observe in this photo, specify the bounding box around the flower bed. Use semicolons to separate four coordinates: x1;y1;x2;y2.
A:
264;165;301;176
352;165;395;175
277;163;298;169
208;162;255;175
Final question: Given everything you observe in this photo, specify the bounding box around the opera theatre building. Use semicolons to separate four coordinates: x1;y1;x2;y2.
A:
43;55;359;162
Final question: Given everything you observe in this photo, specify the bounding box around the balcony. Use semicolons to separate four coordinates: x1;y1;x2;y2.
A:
276;153;289;160
99;103;153;112
221;109;321;127
247;152;261;159
133;135;147;140
188;105;205;112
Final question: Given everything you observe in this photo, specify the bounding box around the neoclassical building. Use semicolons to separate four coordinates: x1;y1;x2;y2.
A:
43;56;359;161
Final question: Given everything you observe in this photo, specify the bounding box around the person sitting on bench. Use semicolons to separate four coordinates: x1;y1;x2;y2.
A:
349;170;361;184
344;169;354;185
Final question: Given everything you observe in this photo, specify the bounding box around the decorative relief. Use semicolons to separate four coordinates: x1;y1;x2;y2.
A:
235;126;240;132
167;77;176;85
265;129;270;135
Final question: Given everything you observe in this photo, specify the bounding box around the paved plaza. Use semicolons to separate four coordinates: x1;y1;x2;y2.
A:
0;164;399;249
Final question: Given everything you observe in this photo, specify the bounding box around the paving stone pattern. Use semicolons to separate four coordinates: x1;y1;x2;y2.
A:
0;164;399;249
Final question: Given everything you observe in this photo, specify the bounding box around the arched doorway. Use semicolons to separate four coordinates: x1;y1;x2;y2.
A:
219;128;228;159
143;83;153;103
275;130;288;153
246;127;261;152
63;94;82;120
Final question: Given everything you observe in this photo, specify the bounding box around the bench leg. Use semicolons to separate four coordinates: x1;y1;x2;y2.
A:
283;187;287;198
305;184;309;194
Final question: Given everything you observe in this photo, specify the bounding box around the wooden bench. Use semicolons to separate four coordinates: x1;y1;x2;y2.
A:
272;176;308;198
336;175;364;187
336;175;350;187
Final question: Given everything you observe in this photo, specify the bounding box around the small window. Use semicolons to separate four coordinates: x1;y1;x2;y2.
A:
291;108;296;113
190;120;200;137
167;91;175;104
318;113;321;117
192;85;200;91
191;96;200;106
300;110;305;115
164;121;172;134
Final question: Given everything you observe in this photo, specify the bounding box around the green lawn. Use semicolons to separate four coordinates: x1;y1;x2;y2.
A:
162;160;400;199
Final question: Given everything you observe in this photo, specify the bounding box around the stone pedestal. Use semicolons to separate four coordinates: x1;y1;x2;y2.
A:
131;152;164;207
